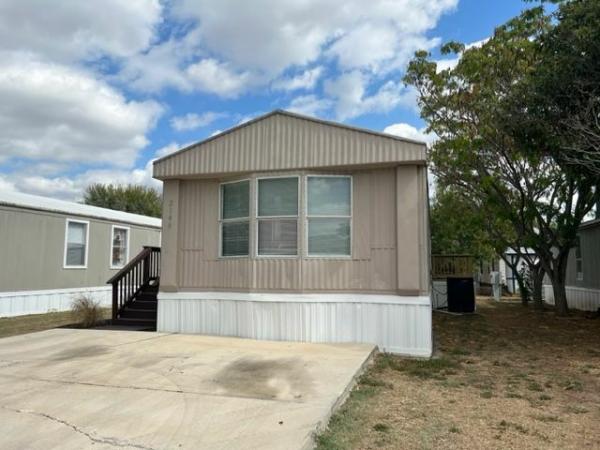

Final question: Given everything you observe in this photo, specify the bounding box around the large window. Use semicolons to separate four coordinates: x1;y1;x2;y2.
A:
220;180;250;256
257;177;298;256
64;219;89;268
306;176;351;256
575;236;583;280
111;226;129;269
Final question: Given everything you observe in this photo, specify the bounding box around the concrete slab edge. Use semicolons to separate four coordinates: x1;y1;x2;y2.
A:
301;345;379;450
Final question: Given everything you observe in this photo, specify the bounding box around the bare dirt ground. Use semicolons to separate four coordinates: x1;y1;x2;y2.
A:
316;298;600;450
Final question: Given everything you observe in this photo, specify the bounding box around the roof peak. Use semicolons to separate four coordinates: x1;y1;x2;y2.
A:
153;109;426;167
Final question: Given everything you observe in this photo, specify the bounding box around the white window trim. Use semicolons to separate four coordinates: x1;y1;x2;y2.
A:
110;225;130;270
63;218;90;269
305;174;353;259
219;178;251;258
255;175;301;258
575;237;583;281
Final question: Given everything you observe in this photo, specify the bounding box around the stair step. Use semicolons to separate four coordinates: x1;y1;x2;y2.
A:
120;308;157;320
112;317;156;329
127;300;157;310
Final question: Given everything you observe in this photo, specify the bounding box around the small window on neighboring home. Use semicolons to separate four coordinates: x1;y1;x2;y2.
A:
306;176;352;256
111;226;129;269
575;236;583;280
257;177;299;256
220;180;250;257
64;219;89;268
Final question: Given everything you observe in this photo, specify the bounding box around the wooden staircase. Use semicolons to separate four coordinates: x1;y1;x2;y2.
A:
107;246;160;330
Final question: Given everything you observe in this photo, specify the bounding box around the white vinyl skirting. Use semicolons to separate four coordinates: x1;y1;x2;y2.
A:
0;286;111;317
543;285;600;312
157;292;433;357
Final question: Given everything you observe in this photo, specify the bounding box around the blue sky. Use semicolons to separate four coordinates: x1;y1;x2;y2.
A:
0;0;530;200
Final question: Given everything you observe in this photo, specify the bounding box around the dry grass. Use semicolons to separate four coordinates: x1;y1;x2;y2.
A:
71;296;104;328
316;298;600;450
0;308;111;339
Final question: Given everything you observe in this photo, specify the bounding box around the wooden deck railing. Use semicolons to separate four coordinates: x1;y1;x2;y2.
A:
107;246;160;320
431;254;474;279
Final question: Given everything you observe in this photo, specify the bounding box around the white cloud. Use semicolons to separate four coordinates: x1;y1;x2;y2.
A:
3;142;189;201
186;59;256;97
383;122;435;143
0;0;162;62
0;175;16;192
287;95;333;117
116;0;457;96
0;56;162;167
272;67;323;92
324;71;416;120
172;0;457;76
170;112;226;131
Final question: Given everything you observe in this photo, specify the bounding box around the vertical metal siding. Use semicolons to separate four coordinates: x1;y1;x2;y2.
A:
176;167;403;293
543;284;600;312
0;206;161;292
158;294;433;356
154;114;426;178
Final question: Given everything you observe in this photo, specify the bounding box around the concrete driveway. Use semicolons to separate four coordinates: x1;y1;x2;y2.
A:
0;329;374;450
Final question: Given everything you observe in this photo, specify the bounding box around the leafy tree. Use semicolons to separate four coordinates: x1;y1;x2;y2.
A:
83;184;162;218
405;6;599;315
430;186;496;261
431;182;544;307
519;0;600;175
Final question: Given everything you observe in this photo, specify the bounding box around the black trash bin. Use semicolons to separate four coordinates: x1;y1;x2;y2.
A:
446;277;475;313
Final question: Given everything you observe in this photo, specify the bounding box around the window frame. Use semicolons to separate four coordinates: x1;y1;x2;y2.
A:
63;218;90;269
575;236;583;281
110;225;130;269
304;174;353;259
218;178;251;258
255;175;301;258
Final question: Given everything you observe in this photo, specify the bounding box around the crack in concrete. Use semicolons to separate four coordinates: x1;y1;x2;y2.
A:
1;405;158;450
0;372;306;404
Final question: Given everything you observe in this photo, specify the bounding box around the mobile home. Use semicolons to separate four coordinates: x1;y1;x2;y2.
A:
544;219;600;312
151;110;432;356
0;191;161;317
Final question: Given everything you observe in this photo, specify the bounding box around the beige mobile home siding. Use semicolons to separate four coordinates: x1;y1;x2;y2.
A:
161;166;429;295
0;205;161;292
154;113;426;179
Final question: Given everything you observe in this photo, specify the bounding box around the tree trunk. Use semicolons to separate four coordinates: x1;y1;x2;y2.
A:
549;254;569;316
531;264;545;311
538;250;570;316
515;272;529;306
551;275;569;316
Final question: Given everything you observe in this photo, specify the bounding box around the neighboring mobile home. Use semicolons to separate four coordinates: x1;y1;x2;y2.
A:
152;110;431;356
544;219;600;312
0;191;161;317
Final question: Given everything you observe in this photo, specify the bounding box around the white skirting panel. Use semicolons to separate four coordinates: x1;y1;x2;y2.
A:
543;285;600;312
0;286;111;318
157;292;432;357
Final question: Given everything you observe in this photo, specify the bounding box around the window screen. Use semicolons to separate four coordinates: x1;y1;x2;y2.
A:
221;180;249;256
307;177;351;256
65;221;87;267
257;177;298;256
111;227;128;268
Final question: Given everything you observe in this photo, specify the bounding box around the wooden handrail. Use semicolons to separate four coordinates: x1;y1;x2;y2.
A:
107;246;160;321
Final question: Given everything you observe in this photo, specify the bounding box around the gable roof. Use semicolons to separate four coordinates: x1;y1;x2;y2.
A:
153;109;426;179
0;190;162;228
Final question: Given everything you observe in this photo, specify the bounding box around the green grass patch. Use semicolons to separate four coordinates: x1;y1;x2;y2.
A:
373;423;391;433
390;357;460;380
527;381;544;392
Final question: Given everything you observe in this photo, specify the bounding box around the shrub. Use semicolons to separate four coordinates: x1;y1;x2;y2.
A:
71;296;102;328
